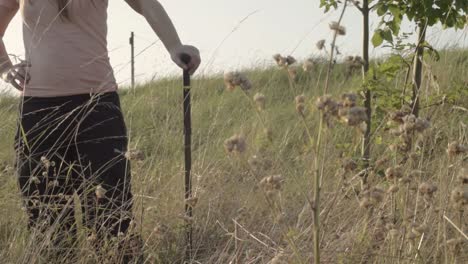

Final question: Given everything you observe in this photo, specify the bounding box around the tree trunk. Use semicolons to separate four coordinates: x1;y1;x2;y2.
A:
412;22;426;117
362;0;371;174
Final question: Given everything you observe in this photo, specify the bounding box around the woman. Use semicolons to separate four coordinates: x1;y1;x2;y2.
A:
0;0;201;262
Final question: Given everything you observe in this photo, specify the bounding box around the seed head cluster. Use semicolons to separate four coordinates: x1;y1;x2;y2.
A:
224;72;252;91
273;54;296;67
224;134;247;154
315;93;368;128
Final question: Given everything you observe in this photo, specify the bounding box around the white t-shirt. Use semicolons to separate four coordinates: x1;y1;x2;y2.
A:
0;0;118;97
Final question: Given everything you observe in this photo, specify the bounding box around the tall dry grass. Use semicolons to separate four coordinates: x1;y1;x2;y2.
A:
0;47;466;263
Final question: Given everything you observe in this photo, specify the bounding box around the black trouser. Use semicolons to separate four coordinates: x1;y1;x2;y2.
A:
15;92;135;258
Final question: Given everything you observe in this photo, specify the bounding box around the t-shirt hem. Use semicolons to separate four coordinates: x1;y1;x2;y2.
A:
22;86;119;98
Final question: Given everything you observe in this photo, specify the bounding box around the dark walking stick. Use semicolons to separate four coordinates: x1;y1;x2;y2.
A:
181;54;193;262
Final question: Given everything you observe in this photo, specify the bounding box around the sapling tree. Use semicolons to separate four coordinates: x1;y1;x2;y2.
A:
372;0;467;116
320;0;375;175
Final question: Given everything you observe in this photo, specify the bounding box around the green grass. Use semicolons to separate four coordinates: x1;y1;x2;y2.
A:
0;49;467;263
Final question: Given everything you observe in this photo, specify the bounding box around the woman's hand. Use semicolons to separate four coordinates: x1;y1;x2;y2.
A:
170;45;201;75
1;61;31;91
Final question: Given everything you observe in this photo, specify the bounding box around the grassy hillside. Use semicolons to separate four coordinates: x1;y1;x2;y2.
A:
0;49;467;263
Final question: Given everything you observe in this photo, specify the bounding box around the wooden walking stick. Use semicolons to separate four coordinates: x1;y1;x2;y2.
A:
181;54;193;262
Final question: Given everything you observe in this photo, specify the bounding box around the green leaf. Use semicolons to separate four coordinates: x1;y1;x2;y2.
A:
372;30;384;47
382;29;394;43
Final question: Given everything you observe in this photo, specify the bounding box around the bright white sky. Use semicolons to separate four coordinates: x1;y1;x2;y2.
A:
2;0;467;91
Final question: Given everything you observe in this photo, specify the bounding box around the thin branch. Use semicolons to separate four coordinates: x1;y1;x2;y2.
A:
351;0;364;13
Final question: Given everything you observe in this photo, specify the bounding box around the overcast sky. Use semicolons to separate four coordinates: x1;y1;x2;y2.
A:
2;0;467;91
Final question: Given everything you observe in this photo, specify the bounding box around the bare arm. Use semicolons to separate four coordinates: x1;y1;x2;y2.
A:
0;5;28;91
124;0;201;74
0;5;17;75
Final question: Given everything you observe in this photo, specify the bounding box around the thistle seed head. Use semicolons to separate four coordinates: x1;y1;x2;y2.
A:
285;55;297;66
296;103;306;116
329;21;346;35
224;71;251;91
385;166;403;181
185;196;199;208
316;39;326;50
125;149;145;161
341;93;358;107
295;94;306;105
341;106;367;126
447;141;467;157
418;182;437;196
342;158;357;172
224;134;247;154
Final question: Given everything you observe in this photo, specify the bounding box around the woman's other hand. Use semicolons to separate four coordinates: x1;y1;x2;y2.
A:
1;61;31;91
170;45;201;75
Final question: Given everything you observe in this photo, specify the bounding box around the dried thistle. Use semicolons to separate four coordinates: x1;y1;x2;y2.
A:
296;103;306;116
340;106;367;126
316;39;326;50
447;141;467;157
285;55;296;65
125;149;145;161
329;21;346;36
342;158;357;172
385;166;403;181
450;186;467;210
224;134;247;154
260;175;283;191
418;182;437;196
223;71;252;91
185;196;199;208
341;93;358;107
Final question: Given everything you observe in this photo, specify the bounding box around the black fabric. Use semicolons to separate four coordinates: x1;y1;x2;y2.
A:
15;92;137;260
